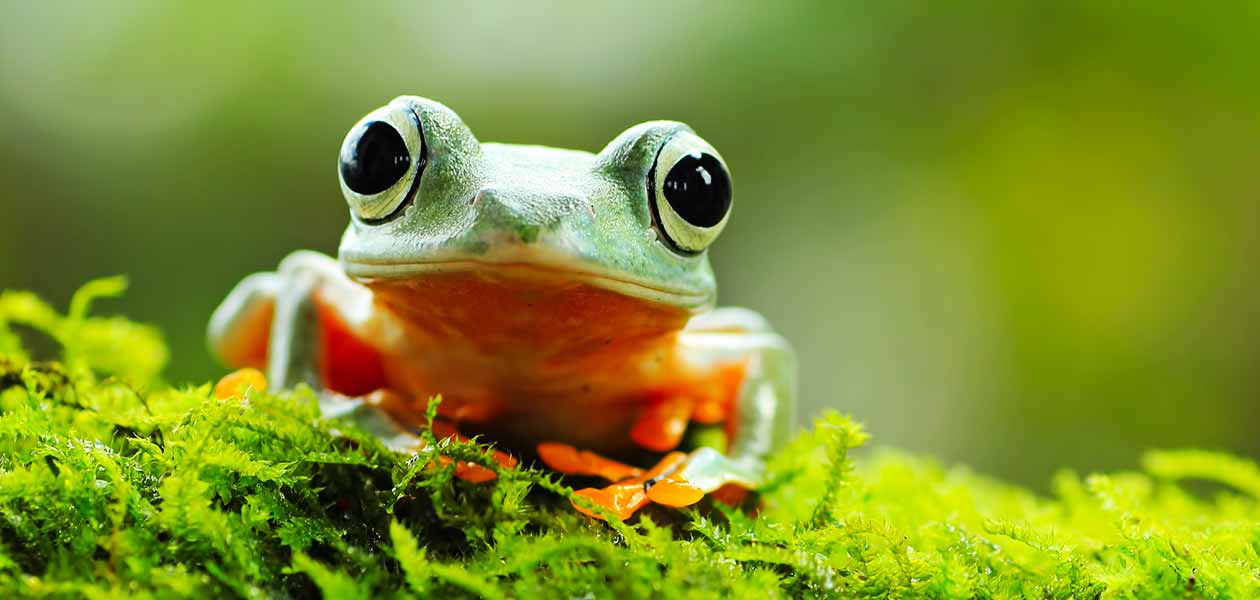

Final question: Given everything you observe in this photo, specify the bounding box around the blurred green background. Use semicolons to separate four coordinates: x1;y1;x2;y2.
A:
2;2;1258;488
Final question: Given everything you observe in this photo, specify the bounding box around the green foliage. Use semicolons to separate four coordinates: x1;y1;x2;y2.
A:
0;281;1258;598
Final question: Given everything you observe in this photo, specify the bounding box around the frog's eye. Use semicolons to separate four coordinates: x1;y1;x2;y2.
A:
648;132;732;254
338;102;426;223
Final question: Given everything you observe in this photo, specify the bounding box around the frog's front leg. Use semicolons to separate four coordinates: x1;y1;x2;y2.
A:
209;252;513;477
209;250;384;392
673;308;797;493
545;308;796;520
210;251;412;439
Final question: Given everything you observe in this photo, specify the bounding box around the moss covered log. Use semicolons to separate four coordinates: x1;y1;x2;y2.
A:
0;279;1257;598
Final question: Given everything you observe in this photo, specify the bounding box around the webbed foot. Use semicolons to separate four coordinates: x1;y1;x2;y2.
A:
569;451;700;520
537;443;756;521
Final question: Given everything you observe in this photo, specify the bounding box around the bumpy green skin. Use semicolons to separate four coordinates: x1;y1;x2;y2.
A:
340;96;716;309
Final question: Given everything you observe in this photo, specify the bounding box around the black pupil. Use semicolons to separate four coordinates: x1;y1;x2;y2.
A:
662;152;730;228
340;121;411;195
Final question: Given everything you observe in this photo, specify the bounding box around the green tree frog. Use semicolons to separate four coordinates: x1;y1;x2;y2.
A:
208;96;796;520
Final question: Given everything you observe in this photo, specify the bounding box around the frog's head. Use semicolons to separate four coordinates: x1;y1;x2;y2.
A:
336;96;732;331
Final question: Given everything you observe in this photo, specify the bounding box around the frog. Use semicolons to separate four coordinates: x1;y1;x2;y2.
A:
207;96;796;520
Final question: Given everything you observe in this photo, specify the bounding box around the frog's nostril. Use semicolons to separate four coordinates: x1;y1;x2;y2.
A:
469;188;520;211
471;188;523;225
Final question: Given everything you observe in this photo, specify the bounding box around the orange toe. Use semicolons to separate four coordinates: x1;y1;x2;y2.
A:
537;442;643;482
645;477;704;507
537;442;586;474
630;396;695;452
213;368;267;399
572;483;649;521
490;448;518;469
430;419;516;478
454;461;499;483
436;455;502;483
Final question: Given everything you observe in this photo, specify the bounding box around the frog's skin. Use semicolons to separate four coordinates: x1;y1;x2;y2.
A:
208;96;795;519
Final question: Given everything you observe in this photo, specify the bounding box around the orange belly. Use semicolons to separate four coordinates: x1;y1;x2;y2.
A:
352;269;699;455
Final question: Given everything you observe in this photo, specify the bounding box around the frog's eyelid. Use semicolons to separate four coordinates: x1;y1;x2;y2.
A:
593;121;692;174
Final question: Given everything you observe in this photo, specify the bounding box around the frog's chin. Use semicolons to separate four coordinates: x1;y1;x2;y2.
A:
340;256;713;312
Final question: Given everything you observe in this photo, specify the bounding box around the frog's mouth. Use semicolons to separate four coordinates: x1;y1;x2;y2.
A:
341;257;712;311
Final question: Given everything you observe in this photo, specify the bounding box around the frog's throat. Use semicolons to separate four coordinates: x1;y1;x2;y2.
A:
340;258;712;312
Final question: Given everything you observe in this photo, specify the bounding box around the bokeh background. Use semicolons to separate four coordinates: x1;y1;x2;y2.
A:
3;2;1258;489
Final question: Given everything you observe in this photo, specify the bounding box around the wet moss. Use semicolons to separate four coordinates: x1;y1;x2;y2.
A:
0;279;1256;598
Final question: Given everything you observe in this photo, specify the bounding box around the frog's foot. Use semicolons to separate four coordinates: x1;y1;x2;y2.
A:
212;373;515;483
572;451;700;521
321;389;517;482
538;443;761;521
428;415;518;483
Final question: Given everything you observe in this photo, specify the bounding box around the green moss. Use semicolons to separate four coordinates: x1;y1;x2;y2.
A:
0;279;1257;598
